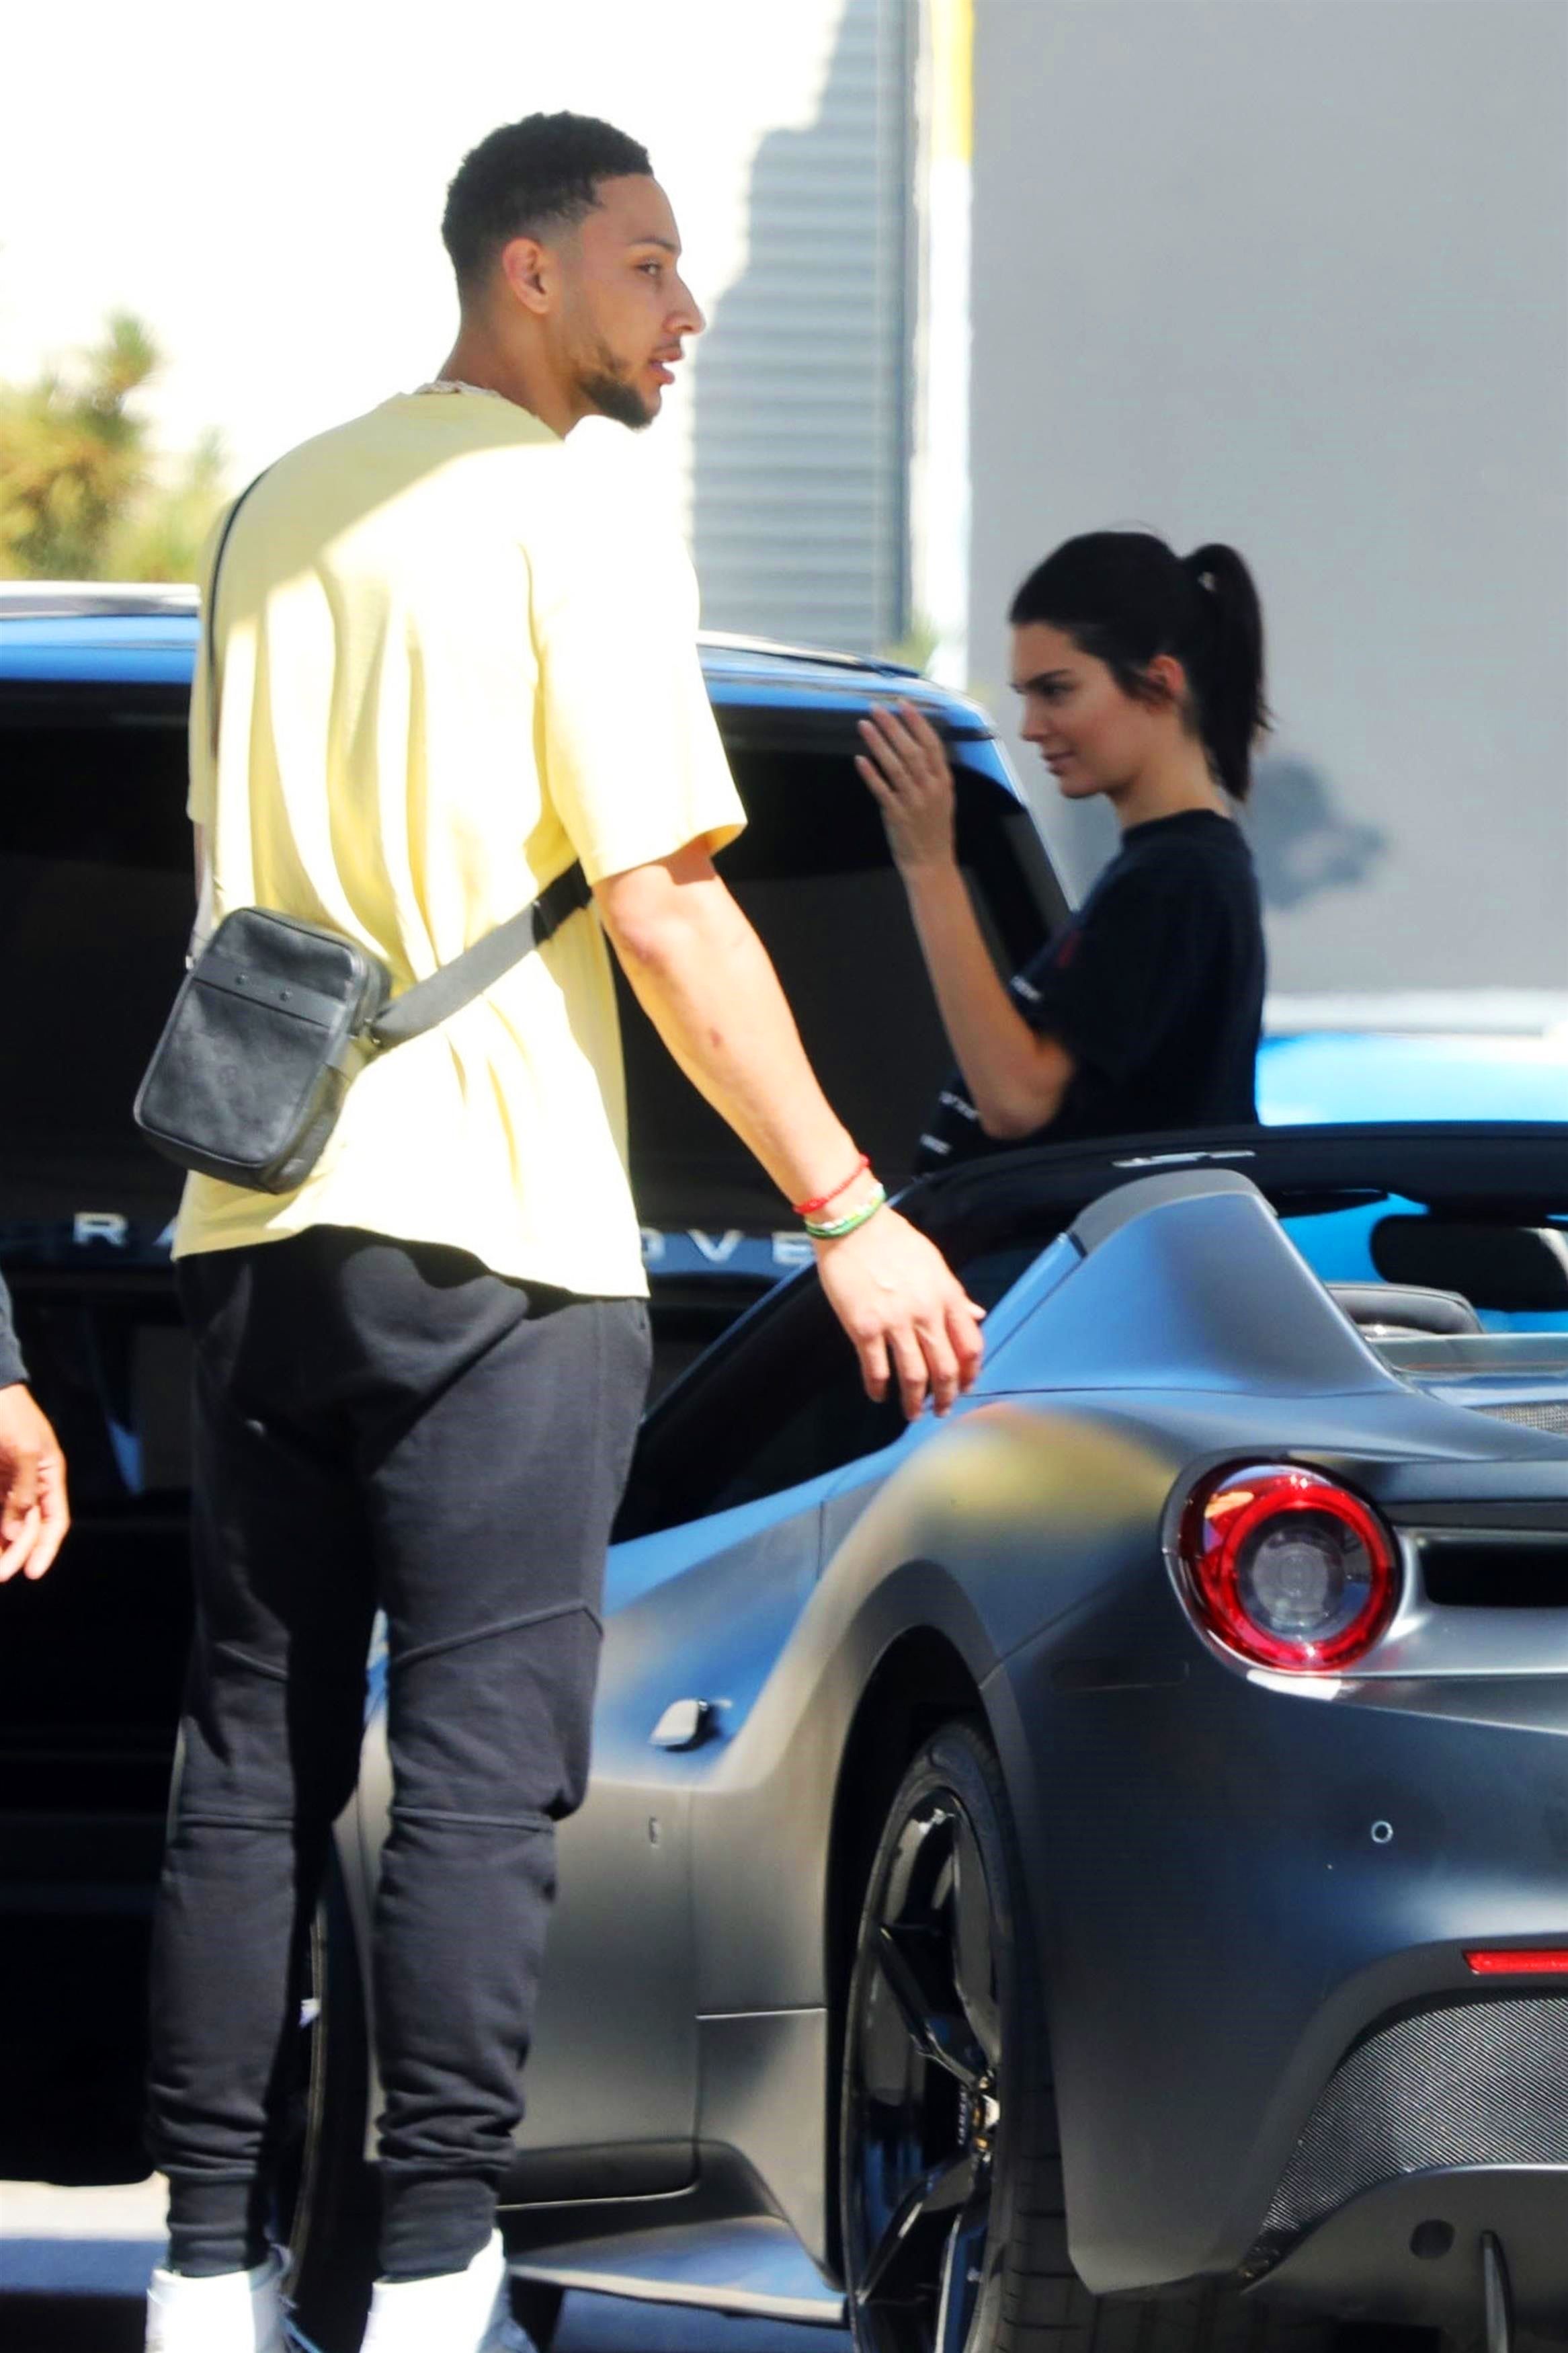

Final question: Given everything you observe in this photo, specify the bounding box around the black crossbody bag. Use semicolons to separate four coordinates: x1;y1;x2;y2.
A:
133;483;589;1195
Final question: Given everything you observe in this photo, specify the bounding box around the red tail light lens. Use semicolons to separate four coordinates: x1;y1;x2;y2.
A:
1178;1466;1400;1671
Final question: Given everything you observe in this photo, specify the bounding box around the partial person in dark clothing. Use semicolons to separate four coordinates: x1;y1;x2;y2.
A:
0;1269;69;1581
856;531;1269;1168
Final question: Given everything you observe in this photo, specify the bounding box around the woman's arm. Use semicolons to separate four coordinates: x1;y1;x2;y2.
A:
857;703;1075;1138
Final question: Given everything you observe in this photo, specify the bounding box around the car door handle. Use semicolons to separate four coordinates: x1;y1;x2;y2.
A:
651;1698;717;1750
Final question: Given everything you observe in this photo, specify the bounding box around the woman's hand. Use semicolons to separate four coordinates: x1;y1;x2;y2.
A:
857;699;1077;1142
856;701;958;872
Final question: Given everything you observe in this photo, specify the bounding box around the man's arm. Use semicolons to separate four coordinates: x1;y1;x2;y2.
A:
0;1275;69;1583
595;844;985;1419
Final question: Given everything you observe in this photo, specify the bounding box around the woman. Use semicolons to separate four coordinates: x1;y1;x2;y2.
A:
858;530;1269;1166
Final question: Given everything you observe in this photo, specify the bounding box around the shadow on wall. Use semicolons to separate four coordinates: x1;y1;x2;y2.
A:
1245;756;1387;912
689;0;911;656
1030;750;1389;917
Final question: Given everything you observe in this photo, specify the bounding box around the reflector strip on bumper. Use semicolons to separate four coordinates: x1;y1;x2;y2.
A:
1465;1949;1568;1975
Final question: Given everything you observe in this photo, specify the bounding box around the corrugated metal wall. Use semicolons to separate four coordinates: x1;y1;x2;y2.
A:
689;0;914;657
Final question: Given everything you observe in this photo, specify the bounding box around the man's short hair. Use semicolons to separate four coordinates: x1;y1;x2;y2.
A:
442;112;653;293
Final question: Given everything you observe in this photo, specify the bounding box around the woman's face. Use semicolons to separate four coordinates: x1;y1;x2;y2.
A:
1009;621;1173;801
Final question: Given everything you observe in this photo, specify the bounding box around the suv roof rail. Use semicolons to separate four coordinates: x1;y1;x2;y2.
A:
0;590;923;683
697;629;922;678
0;582;201;619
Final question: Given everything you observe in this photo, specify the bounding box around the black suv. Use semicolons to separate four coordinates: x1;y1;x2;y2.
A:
0;584;1065;2185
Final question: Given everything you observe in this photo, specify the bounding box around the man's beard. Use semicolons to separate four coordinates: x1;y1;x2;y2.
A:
574;337;656;432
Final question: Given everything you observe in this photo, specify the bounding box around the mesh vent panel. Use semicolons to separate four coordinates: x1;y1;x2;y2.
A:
1475;1401;1568;1435
1254;1997;1568;2264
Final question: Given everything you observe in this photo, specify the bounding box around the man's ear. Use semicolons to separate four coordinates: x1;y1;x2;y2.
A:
499;235;554;317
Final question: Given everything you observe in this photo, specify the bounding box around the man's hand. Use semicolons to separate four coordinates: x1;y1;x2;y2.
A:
595;846;987;1412
0;1384;70;1582
814;1201;985;1419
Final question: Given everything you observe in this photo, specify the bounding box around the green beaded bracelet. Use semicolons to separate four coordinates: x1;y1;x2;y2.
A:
804;1181;888;1241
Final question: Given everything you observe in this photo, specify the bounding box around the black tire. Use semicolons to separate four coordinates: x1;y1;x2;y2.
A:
276;1851;565;2353
839;1719;1338;2353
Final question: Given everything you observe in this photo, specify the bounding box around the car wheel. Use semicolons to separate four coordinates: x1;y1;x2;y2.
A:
839;1720;1337;2353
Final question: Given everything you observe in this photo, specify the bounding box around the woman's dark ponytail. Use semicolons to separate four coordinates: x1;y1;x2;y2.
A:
1180;543;1270;802
1009;529;1271;801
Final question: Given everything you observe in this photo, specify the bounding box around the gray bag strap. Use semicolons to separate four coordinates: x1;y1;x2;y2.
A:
201;471;589;1050
204;471;267;760
367;861;592;1049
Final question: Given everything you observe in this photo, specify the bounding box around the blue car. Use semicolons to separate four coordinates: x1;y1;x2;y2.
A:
1258;1018;1568;1338
1262;1017;1567;1131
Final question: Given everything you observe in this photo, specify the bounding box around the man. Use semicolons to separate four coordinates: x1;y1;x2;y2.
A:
0;1273;69;1582
145;112;983;2353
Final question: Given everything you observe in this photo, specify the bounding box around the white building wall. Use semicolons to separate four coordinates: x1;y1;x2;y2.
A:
689;0;915;653
966;0;1568;993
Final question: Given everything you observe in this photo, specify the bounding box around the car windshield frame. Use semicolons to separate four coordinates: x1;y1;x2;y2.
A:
615;1121;1568;1538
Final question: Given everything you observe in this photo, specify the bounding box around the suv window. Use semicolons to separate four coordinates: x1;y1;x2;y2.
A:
0;678;1061;1244
0;687;192;1220
619;737;1059;1230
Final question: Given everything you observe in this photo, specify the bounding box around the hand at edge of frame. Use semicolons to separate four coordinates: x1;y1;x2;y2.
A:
0;1383;70;1581
814;1203;985;1421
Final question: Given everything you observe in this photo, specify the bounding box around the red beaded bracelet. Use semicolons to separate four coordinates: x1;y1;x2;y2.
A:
792;1153;870;1220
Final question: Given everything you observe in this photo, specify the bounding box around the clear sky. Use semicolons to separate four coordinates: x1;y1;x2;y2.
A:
0;0;848;517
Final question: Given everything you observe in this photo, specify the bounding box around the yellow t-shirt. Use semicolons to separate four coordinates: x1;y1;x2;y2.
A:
173;390;745;1297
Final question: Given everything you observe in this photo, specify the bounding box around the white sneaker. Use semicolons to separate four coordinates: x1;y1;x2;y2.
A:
145;2251;287;2352
360;2231;532;2353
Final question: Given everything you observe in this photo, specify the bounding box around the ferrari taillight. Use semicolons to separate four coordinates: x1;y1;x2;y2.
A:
1177;1466;1400;1672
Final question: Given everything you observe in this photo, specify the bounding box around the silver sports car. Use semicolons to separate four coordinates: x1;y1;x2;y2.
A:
286;1122;1568;2353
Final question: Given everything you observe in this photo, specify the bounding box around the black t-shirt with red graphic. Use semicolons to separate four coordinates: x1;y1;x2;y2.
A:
914;808;1264;1172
